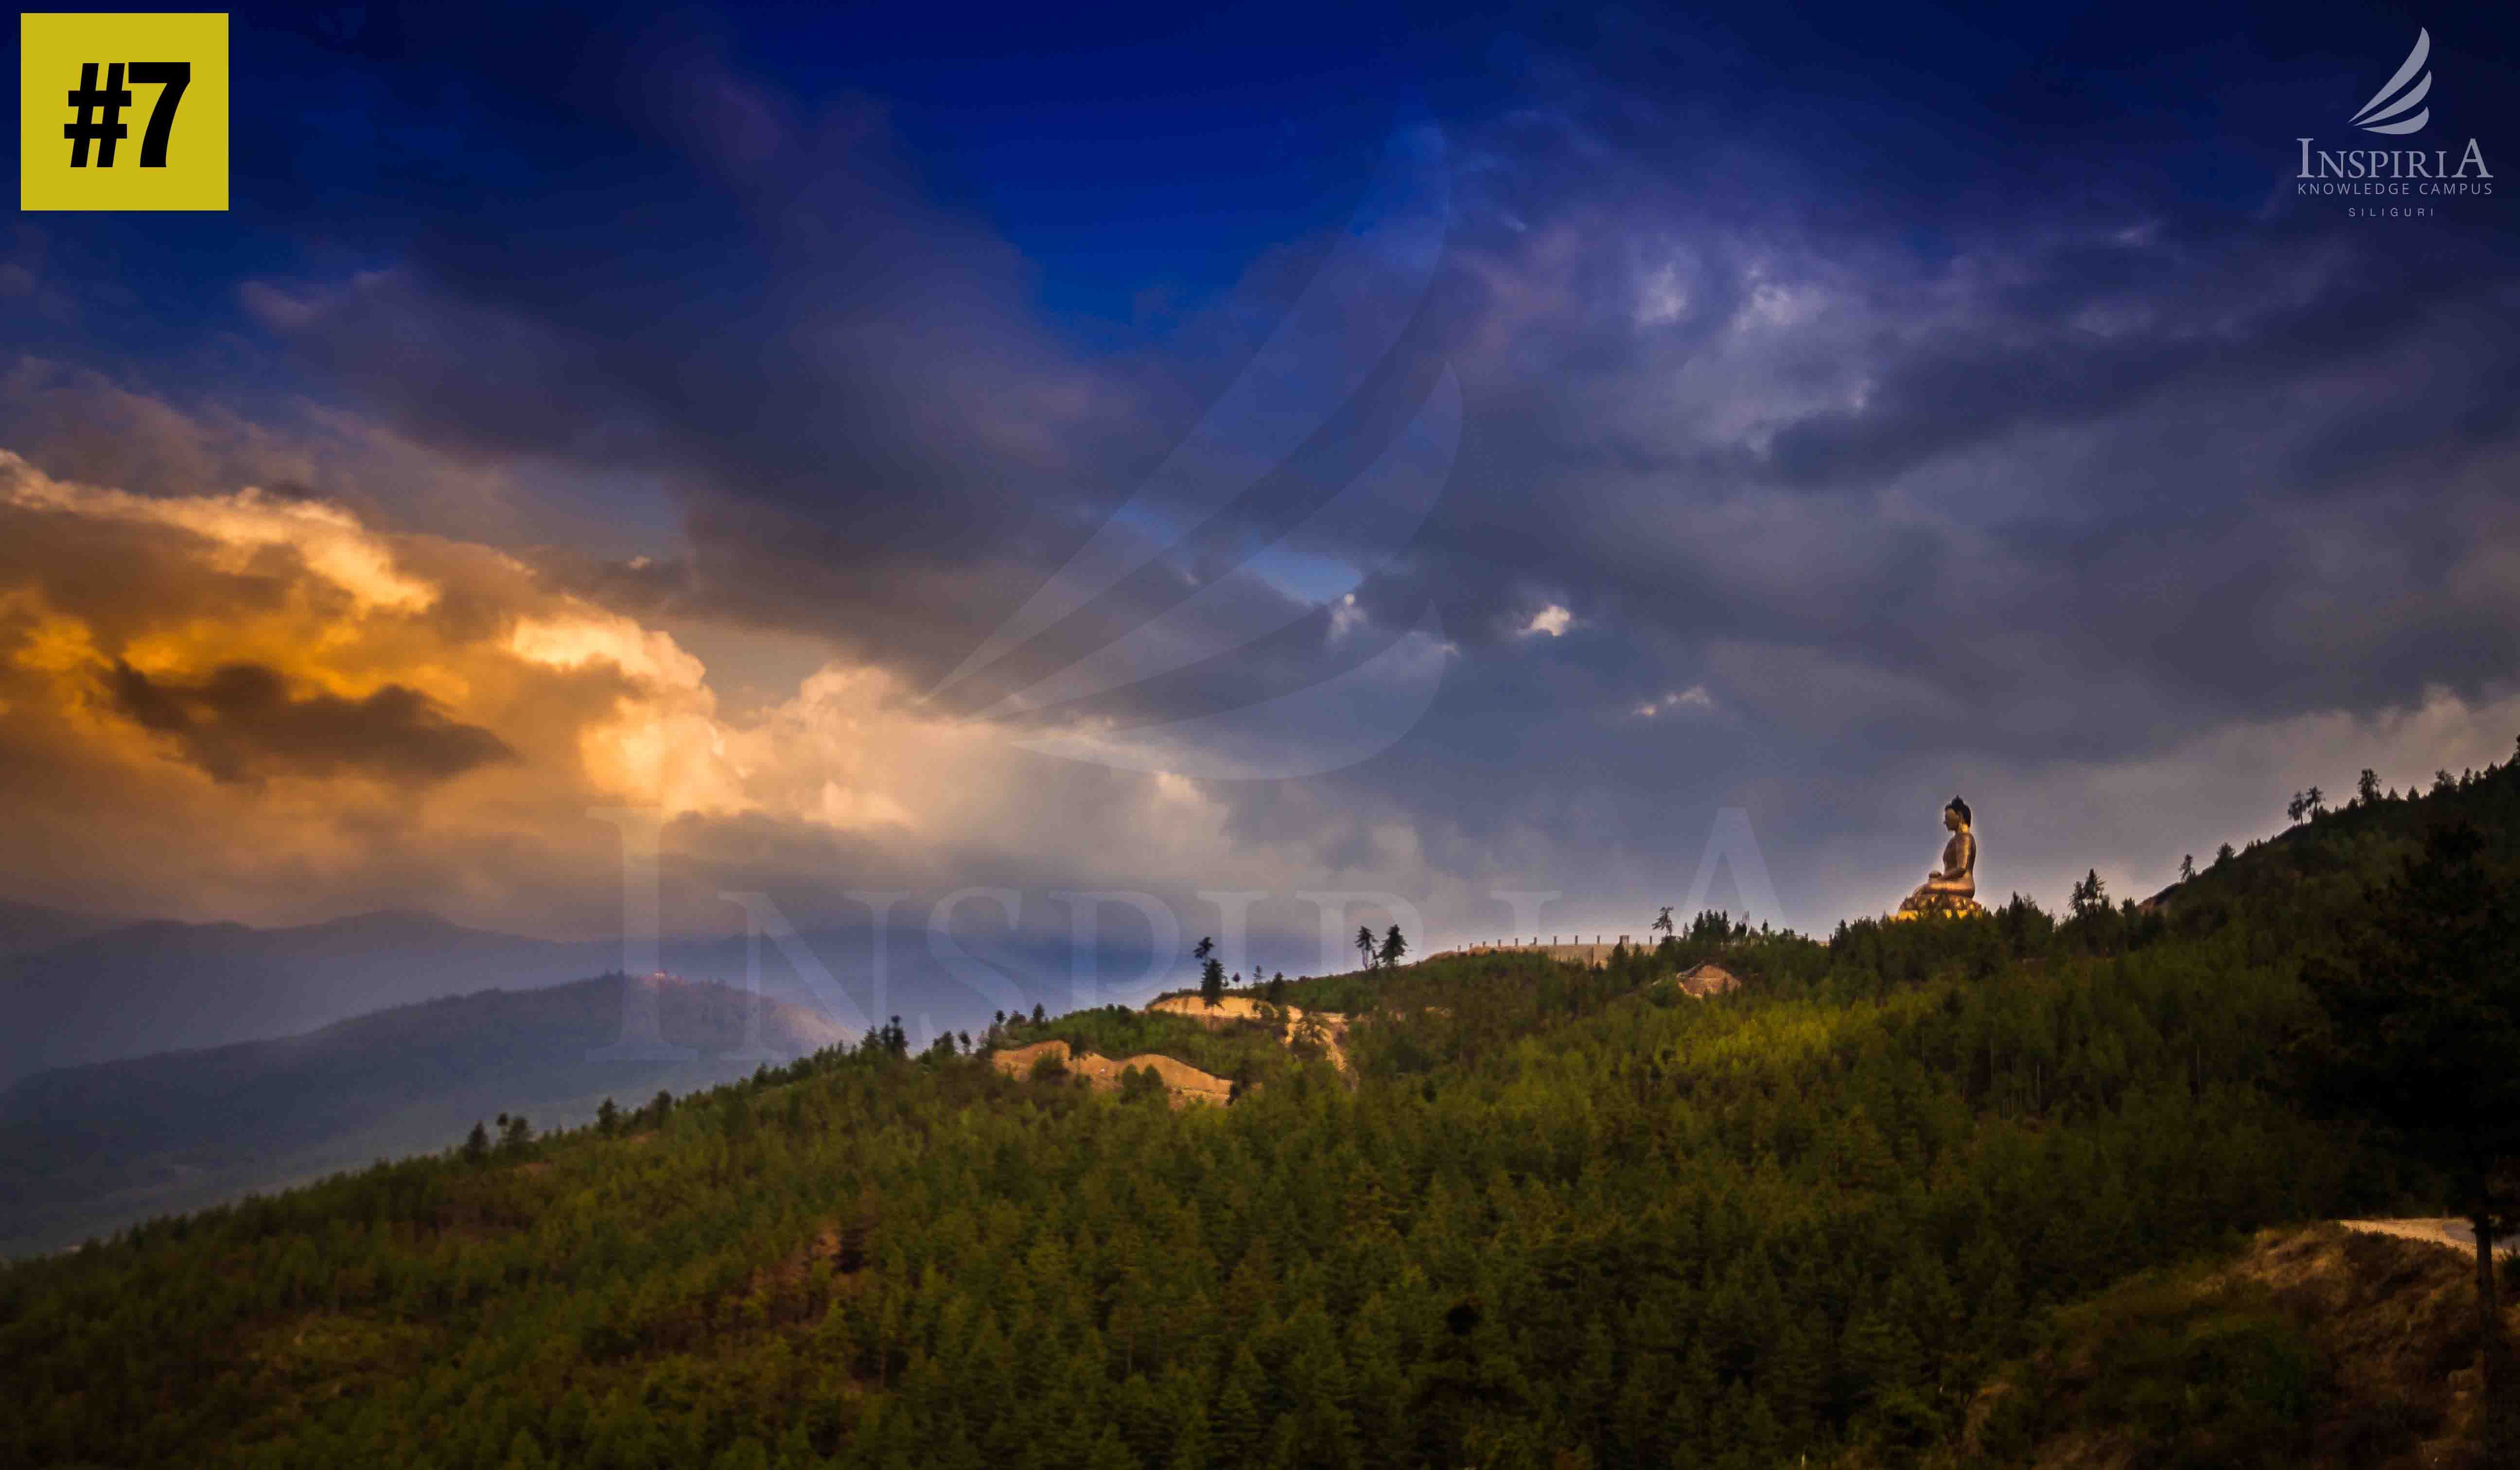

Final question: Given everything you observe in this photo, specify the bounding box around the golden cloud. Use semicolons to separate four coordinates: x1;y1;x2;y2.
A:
0;452;951;928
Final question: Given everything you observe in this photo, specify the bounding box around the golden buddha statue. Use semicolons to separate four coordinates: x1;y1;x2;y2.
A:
1892;796;1984;920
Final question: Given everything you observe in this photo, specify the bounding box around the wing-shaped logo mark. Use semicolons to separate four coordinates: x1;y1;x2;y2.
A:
2352;28;2431;135
928;121;1460;781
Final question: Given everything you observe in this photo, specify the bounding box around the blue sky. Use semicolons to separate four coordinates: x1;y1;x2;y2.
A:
2;0;2517;954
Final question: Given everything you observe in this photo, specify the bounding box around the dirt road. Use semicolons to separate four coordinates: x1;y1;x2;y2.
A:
2337;1218;2519;1257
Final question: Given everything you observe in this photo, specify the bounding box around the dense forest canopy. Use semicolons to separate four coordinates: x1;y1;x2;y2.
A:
5;750;2517;1468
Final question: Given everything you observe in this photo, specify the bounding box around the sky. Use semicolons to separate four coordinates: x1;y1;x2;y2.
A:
3;0;2518;969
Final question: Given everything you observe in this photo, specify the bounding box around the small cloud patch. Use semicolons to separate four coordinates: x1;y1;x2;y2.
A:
1634;685;1715;718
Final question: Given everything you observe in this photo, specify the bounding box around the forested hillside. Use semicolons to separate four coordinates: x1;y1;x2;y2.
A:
4;751;2515;1468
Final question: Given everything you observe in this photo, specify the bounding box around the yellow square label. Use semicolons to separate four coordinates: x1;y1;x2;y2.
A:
20;12;228;210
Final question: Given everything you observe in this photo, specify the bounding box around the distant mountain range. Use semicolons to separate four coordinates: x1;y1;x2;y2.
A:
0;971;847;1256
0;893;1199;1253
0;898;128;958
0;908;602;1085
0;904;1178;1086
0;899;1189;1254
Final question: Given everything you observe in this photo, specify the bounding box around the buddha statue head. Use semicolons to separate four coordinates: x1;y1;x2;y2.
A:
1945;796;1971;832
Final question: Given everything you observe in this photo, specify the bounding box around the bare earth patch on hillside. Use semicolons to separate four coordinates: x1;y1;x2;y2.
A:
987;1038;1232;1108
1962;1222;2517;1469
1144;994;1353;1073
1663;962;1742;998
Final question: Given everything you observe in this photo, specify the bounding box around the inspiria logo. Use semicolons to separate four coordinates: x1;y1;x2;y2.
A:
2296;28;2494;205
2351;27;2431;135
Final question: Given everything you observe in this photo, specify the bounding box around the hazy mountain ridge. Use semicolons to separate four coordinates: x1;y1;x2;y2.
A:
0;972;847;1256
0;898;125;958
0;909;601;1084
0;906;1159;1085
0;900;1187;1251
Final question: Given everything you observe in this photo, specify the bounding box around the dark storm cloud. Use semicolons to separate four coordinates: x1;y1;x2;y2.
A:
229;10;1159;681
102;661;516;786
1373;115;2520;754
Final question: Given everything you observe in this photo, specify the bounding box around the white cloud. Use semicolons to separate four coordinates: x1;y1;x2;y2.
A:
1522;603;1574;637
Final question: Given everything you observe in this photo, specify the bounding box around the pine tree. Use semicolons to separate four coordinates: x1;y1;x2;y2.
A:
1114;1372;1167;1464
1672;1342;1721;1461
1730;1383;1785;1464
1616;1347;1682;1465
1568;1315;1619;1447
1162;1408;1211;1470
1340;1296;1409;1466
1192;936;1220;1007
1083;1422;1134;1470
1762;1313;1827;1435
1838;1304;1924;1417
1211;1345;1267;1464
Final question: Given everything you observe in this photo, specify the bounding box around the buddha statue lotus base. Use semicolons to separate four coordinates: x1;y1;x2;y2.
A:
1890;890;1986;922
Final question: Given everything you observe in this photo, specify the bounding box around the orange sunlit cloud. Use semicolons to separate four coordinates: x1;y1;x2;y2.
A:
0;450;1331;937
0;453;940;929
